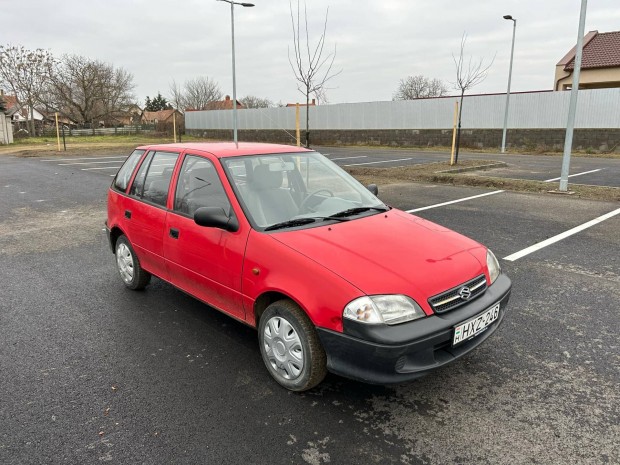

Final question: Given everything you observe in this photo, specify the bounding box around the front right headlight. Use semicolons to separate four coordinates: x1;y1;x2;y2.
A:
343;295;426;325
486;249;501;284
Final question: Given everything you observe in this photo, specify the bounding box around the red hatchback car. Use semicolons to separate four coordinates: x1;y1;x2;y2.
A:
106;143;511;391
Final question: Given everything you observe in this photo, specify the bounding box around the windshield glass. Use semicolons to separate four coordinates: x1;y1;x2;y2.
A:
222;151;386;229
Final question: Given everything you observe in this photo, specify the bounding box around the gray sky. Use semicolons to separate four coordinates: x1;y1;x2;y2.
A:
3;0;619;106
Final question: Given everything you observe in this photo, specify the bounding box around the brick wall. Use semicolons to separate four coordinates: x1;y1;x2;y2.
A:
187;128;620;152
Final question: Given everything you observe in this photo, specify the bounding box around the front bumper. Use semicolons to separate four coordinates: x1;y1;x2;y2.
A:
317;274;512;385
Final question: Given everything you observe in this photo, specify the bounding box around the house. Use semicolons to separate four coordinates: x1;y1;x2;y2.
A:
142;108;183;125
201;95;245;111
111;103;143;126
1;94;13;144
1;93;46;134
142;108;184;134
555;30;620;90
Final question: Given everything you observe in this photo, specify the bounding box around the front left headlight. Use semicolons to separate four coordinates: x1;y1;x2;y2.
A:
486;249;501;284
343;295;426;325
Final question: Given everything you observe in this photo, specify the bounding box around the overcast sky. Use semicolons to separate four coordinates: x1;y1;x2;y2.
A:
3;0;619;106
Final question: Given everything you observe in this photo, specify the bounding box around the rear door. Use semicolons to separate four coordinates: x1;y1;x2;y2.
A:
123;150;180;280
164;153;249;319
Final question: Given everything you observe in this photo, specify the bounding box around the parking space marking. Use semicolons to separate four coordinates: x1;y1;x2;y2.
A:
329;156;368;161
59;160;127;166
544;169;603;183
503;207;620;262
345;158;413;166
406;190;505;213
81;166;122;171
40;156;127;162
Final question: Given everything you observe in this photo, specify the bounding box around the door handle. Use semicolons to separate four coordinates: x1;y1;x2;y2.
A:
169;228;179;239
124;210;131;219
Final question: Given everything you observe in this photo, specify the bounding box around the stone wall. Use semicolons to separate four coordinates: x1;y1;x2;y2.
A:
187;128;620;152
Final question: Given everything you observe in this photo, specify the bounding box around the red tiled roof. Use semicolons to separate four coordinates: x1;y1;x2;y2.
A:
2;94;19;110
143;109;178;122
563;30;620;70
203;95;245;111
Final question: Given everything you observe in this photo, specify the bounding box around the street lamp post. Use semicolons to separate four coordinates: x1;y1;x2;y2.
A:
501;15;516;154
217;0;254;146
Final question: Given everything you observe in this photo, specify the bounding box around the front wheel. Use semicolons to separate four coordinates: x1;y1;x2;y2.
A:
115;235;151;290
258;300;327;391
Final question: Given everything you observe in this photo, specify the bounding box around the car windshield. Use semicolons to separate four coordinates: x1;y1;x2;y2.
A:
222;151;387;230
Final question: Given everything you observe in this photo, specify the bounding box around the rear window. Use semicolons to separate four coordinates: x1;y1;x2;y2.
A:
113;150;144;192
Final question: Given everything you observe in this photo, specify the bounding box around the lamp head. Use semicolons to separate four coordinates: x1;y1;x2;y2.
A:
503;15;514;20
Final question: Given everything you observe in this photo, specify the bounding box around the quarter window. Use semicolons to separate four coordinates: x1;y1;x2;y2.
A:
113;149;144;192
174;155;231;217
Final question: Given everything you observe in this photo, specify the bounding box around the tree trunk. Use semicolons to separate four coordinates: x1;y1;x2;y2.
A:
29;100;36;136
455;91;465;164
305;87;310;148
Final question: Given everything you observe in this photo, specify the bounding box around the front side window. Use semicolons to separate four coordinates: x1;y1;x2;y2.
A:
174;155;231;217
129;151;179;207
113;149;144;192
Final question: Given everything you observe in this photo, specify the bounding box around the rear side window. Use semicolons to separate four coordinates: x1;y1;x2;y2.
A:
129;151;179;207
113;150;144;192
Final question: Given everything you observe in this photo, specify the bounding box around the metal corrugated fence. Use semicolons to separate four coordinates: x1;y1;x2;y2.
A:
186;88;620;131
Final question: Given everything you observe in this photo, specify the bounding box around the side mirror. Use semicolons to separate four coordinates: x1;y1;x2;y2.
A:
367;184;379;196
194;207;239;232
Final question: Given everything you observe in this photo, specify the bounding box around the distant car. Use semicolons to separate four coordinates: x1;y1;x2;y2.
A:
106;143;511;391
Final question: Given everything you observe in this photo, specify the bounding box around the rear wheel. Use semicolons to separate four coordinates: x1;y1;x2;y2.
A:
115;235;151;290
258;300;327;391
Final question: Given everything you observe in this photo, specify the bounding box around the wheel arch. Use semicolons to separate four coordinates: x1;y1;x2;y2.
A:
109;225;126;254
254;291;309;327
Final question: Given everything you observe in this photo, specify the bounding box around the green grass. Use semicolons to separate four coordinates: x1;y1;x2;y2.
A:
10;133;204;146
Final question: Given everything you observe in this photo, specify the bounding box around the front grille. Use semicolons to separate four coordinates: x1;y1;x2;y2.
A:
428;274;487;314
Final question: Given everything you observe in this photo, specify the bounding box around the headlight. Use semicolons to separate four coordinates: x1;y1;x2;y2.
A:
487;249;501;284
343;295;426;325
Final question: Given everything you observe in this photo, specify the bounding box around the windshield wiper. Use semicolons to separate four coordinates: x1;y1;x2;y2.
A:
328;205;389;219
264;217;317;231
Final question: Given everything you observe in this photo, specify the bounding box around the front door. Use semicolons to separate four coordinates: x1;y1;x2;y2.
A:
164;153;249;320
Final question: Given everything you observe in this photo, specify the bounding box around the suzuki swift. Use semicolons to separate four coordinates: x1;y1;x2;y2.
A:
106;143;511;391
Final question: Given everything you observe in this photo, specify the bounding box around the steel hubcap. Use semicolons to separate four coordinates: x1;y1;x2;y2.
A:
263;316;304;380
116;243;134;284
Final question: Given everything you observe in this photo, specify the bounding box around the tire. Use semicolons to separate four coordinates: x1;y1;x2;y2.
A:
115;235;151;290
258;300;327;391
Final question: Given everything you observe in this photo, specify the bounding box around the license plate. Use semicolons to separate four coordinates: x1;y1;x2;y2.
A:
453;303;500;346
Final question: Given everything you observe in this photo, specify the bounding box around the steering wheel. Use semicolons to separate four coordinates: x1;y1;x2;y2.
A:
299;188;334;213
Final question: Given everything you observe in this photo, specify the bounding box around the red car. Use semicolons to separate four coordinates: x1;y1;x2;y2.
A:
106;143;511;391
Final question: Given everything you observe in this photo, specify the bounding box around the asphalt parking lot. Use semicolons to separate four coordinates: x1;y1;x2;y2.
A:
1;150;618;464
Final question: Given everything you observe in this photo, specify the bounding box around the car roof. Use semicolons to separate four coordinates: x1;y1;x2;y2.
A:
135;142;313;158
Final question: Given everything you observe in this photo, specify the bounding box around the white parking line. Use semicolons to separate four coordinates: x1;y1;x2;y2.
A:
407;190;504;213
544;168;603;183
40;156;127;162
59;160;127;166
81;166;122;171
503;207;620;262
329;156;368;161
345;158;413;166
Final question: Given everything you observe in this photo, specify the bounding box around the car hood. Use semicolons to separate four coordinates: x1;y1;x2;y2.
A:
270;209;487;312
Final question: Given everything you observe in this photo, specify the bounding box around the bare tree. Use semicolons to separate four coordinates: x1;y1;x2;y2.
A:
240;95;273;109
288;0;341;147
452;34;495;162
0;45;55;135
393;75;448;100
169;76;222;111
313;87;329;105
47;54;135;127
